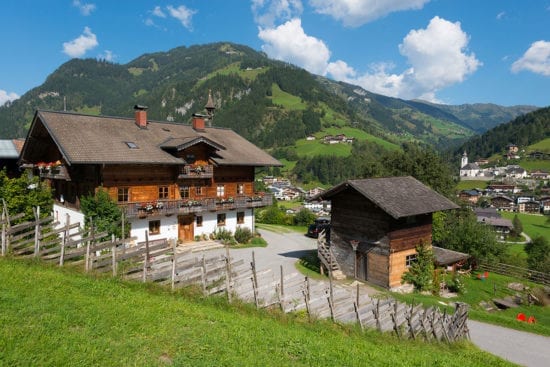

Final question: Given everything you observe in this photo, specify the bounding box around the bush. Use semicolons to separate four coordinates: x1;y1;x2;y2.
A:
213;227;233;242
234;227;253;244
443;272;465;294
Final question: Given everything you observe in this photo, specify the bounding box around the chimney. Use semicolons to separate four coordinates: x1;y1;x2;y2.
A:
192;113;206;131
134;105;148;128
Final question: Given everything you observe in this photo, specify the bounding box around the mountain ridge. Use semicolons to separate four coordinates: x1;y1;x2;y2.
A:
0;42;540;151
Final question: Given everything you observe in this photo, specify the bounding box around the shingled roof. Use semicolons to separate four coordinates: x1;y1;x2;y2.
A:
314;176;458;219
21;110;281;167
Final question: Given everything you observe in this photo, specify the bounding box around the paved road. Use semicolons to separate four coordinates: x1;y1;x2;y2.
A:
469;320;550;367
205;229;550;366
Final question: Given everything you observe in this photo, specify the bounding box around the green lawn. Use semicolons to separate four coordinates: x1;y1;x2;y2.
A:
500;212;550;240
0;258;514;366
391;271;550;337
455;180;490;191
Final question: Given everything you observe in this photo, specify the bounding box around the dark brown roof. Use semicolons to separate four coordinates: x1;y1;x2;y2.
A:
314;176;459;219
22;110;281;167
432;246;470;266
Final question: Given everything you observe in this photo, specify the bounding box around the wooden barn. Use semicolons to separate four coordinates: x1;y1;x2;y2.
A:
313;177;459;289
19;102;281;244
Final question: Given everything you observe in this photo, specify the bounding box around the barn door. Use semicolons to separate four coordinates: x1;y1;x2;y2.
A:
178;215;194;243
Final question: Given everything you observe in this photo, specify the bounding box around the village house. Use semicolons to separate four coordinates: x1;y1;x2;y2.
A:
541;197;550;214
517;200;541;214
490;195;515;211
477;216;513;239
458;189;482;204
312;176;459;289
19;104;281;244
0;139;25;178
530;170;550;179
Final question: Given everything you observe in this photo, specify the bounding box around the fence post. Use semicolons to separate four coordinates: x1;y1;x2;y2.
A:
251;251;259;308
1;205;5;256
2;199;11;254
279;265;285;311
59;213;70;266
303;276;311;321
142;230;150;282
33;206;40;257
170;239;177;291
111;234;117;277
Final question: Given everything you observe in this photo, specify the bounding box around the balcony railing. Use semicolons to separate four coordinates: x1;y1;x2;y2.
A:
39;165;71;180
178;164;214;179
119;194;273;218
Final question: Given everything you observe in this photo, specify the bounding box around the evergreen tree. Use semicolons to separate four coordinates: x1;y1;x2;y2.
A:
80;188;127;239
401;241;435;292
512;215;523;237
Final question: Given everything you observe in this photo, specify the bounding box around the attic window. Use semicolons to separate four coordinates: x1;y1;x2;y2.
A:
162;128;171;132
125;141;139;149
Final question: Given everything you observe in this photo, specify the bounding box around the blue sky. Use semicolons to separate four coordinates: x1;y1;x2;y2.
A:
1;0;549;107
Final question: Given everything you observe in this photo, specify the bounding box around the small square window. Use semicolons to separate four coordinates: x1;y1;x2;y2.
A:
406;254;417;267
158;186;169;199
217;184;225;198
237;183;244;195
237;211;245;224
195;186;203;195
149;220;161;235
196;216;203;227
125;141;139;149
217;213;226;226
118;187;129;202
179;185;190;199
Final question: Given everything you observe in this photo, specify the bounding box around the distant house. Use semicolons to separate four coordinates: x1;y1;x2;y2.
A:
527;151;548;159
458;189;481;204
487;184;520;194
517;200;540;214
306;187;325;198
541;197;550;214
474;207;500;219
306;135;315;141
505;165;527;179
530;170;550;179
477;216;513;239
506;144;519;155
312;176;458;289
0;139;25;178
491;195;514;211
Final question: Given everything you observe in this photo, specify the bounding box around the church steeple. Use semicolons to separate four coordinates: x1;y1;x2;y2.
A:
461;151;468;168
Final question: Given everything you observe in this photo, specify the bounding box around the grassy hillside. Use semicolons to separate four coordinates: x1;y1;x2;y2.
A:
500;212;550;240
0;258;514;366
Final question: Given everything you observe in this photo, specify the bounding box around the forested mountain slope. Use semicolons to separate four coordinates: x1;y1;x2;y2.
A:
0;42;536;151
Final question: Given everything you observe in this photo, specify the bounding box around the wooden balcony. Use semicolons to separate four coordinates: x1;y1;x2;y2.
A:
39;165;71;180
178;164;214;179
119;194;273;218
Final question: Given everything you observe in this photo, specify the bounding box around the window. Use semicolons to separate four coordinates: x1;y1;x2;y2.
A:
125;141;139;149
406;254;417;267
237;211;245;224
217;213;226;226
237;183;244;195
158;186;169;199
217;184;225;198
195;186;203;196
196;215;203;227
179;185;190;199
118;187;129;202
149;220;161;235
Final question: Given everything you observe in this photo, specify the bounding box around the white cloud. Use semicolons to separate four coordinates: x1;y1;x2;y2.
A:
152;6;166;18
166;5;197;30
309;0;430;27
496;11;506;20
258;18;331;75
72;0;96;16
511;40;550;76
62;27;98;58
98;50;115;62
252;0;303;28
0;90;19;106
324;16;481;102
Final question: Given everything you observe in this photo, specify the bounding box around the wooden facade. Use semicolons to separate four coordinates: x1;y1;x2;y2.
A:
313;177;458;289
20;109;281;244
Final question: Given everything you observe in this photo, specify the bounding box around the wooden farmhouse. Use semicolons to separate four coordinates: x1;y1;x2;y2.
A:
19;106;281;244
313;177;459;289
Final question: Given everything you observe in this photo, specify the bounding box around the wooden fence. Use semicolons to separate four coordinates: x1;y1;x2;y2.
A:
1;206;470;342
478;261;550;286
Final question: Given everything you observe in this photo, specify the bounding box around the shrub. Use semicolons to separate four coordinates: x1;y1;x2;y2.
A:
234;226;253;244
213;227;233;242
443;272;465;294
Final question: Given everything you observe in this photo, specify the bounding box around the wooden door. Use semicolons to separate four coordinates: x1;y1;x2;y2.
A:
178;215;194;243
